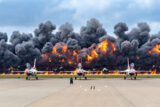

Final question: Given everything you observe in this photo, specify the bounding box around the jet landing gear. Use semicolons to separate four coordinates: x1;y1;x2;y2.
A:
131;75;137;80
74;76;87;80
26;76;30;80
26;75;38;80
124;75;137;80
36;76;39;80
85;77;87;80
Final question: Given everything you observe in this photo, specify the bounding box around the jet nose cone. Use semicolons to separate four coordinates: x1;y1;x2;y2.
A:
131;71;135;73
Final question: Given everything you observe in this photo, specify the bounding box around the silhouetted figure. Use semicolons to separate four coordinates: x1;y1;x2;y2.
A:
70;77;73;84
90;85;95;90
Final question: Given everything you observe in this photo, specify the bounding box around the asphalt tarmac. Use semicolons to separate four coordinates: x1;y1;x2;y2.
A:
0;78;160;107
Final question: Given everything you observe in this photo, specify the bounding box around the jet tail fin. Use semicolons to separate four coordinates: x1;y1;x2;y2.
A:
33;58;36;68
127;58;130;69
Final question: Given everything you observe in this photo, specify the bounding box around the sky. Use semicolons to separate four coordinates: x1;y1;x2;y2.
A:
0;0;160;36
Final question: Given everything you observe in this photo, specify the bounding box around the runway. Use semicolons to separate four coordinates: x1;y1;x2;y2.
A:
0;78;160;107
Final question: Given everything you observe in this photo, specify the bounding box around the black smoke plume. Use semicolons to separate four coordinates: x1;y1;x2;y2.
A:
1;18;160;72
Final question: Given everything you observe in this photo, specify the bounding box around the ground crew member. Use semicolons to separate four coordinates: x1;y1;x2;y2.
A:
70;77;73;84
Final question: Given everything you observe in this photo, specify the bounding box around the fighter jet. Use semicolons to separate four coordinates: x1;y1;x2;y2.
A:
74;63;88;80
120;58;137;80
64;63;99;80
16;59;50;80
24;59;40;80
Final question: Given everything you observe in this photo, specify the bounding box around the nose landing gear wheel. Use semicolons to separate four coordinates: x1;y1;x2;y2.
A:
85;77;87;80
134;77;136;80
75;77;77;80
124;76;126;80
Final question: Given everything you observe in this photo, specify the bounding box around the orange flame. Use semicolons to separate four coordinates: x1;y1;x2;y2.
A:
97;40;108;53
41;40;116;66
149;44;160;55
44;72;49;75
52;43;67;56
86;40;116;63
150;69;156;75
2;69;160;75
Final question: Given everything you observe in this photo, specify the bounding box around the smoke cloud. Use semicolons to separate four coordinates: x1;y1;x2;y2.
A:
1;18;160;72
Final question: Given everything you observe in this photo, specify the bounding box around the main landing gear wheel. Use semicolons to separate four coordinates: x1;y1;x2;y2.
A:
85;77;87;80
75;77;77;80
26;77;28;80
36;77;38;80
124;76;126;80
26;76;30;80
134;77;136;80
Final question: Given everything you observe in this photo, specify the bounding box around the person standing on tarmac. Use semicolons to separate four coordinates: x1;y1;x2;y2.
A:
70;77;73;85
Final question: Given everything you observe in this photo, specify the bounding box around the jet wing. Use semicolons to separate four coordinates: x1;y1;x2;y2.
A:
60;71;74;72
82;70;104;73
60;70;100;73
119;70;129;73
134;70;151;73
119;70;151;73
14;71;26;73
13;70;54;73
35;71;54;73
